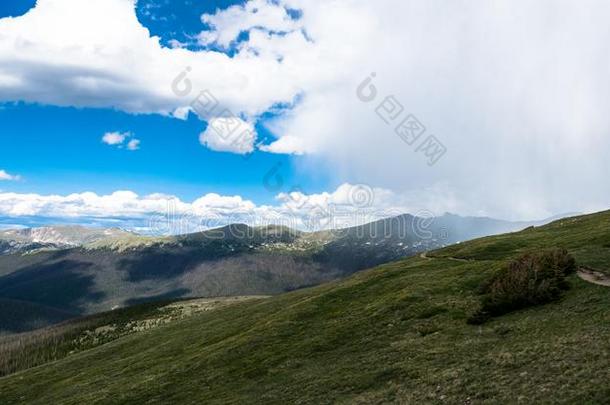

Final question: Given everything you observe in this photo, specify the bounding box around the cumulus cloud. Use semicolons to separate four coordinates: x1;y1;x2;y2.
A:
259;135;307;155
198;0;301;48
0;0;300;121
102;131;140;150
102;131;129;145
0;170;21;181
1;0;610;219
0;184;443;234
199;117;256;154
126;139;140;150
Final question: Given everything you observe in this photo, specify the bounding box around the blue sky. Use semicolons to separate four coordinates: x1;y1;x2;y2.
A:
0;1;36;18
0;102;325;205
136;0;241;49
0;0;332;207
1;0;608;229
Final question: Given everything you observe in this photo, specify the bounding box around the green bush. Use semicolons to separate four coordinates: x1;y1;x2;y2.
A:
468;248;576;324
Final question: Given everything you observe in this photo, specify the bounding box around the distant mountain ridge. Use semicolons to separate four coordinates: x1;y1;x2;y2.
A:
0;213;567;334
0;213;571;255
0;225;133;255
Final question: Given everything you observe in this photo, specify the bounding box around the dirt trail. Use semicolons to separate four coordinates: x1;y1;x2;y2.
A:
577;267;610;287
420;251;609;287
419;252;472;263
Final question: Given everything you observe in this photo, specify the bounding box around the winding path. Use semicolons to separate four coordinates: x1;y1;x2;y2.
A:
419;251;473;263
577;267;610;287
419;251;610;287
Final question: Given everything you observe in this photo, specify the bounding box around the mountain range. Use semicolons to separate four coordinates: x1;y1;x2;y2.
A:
0;226;133;255
0;213;563;334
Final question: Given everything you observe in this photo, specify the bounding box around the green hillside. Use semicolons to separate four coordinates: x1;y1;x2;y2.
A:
0;299;76;335
0;211;609;403
0;215;536;334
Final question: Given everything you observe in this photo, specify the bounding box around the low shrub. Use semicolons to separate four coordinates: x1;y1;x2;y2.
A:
468;248;576;324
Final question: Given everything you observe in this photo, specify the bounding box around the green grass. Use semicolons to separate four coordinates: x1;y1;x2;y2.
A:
0;296;265;378
0;211;609;404
0;299;176;378
432;212;610;275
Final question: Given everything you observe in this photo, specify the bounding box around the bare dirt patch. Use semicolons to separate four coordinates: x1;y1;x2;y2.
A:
578;267;610;287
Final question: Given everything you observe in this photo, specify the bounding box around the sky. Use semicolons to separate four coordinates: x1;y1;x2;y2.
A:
0;0;609;233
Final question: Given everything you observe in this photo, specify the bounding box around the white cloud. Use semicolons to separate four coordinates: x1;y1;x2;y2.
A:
1;0;610;218
126;139;140;150
102;131;129;145
0;0;301;121
198;0;301;48
259;135;307;155
172;106;191;120
199;117;256;154
0;170;21;181
0;184;451;234
102;131;140;150
168;39;187;49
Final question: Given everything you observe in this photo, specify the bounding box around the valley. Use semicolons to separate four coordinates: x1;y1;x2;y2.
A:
0;213;545;334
